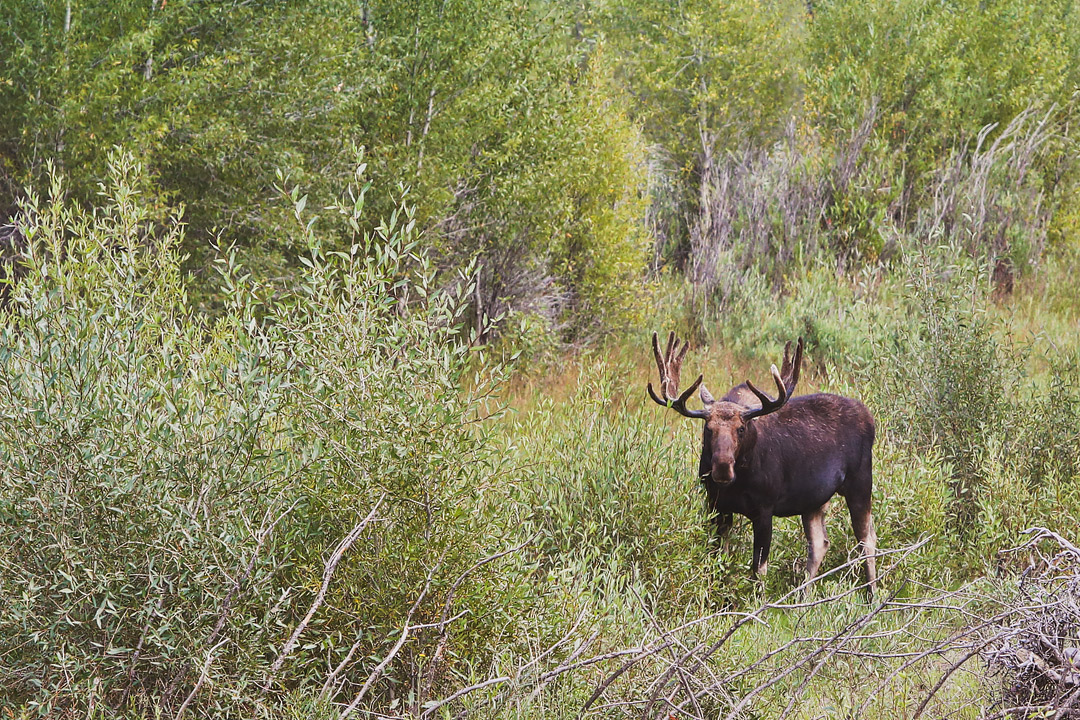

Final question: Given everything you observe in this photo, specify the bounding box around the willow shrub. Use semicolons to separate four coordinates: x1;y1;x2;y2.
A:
856;249;1080;571
0;155;537;716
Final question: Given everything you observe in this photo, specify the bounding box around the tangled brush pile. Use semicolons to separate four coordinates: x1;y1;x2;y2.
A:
983;528;1080;717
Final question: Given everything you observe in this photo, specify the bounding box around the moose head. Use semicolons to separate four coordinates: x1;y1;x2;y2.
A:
647;332;803;484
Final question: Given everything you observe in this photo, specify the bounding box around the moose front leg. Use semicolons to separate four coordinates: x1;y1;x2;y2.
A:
751;516;773;577
702;473;733;546
714;512;734;540
708;512;734;553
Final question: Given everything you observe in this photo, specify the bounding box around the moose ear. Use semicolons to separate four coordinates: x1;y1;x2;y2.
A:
699;384;715;406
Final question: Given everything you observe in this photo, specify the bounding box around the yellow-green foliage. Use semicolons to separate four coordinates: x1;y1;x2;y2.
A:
5;2;1080;716
5;148;1080;718
550;51;651;332
0;0;654;333
0;159;529;715
805;0;1080;168
598;0;803;154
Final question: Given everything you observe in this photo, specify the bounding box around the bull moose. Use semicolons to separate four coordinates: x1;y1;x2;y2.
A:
647;332;877;591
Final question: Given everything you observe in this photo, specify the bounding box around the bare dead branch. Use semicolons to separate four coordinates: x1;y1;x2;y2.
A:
264;494;385;691
174;639;228;720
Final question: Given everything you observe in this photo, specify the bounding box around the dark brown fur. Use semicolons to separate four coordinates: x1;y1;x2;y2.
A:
648;333;877;591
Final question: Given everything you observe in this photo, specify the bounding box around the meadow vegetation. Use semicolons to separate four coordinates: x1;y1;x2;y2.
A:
2;0;1080;717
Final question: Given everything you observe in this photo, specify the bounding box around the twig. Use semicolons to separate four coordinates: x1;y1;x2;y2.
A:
630;583;702;720
174;638;228;720
419;675;511;717
264;494;385;690
777;587;899;717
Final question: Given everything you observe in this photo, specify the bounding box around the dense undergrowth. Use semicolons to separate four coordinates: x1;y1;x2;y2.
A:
3;2;1080;716
6;0;1080;334
2;154;1079;717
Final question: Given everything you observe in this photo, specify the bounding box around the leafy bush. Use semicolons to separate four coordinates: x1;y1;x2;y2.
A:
805;0;1080;177
0;0;651;336
595;0;805;266
915;105;1075;279
861;249;1080;552
0;156;536;716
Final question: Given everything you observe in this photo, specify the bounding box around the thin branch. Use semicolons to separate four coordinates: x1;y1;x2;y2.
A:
174;639;228;720
264;494;385;691
419;675;511;717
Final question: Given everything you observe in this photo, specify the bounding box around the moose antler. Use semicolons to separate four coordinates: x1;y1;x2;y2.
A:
647;331;709;419
779;337;804;397
742;364;789;420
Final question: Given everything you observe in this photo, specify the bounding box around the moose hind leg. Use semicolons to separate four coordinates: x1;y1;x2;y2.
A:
847;497;877;592
801;504;830;582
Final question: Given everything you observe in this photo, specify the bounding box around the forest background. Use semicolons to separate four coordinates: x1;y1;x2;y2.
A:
3;0;1080;717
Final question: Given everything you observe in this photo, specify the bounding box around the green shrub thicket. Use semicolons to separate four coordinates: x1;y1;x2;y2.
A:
5;0;1078;341
2;159;1079;718
591;0;1079;296
805;0;1080;173
0;156;543;715
491;264;1080;714
0;0;649;332
4;0;1080;714
0;158;864;718
861;251;1080;564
